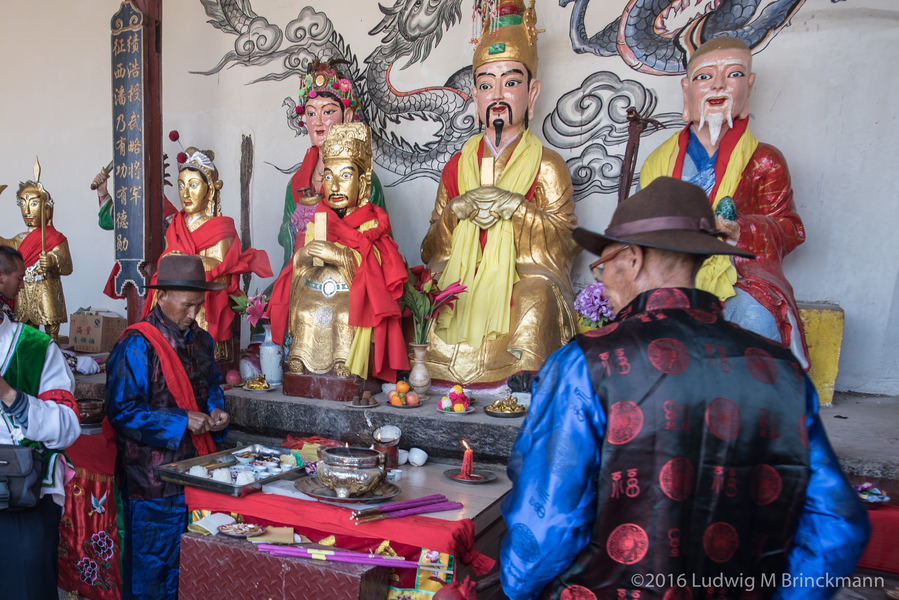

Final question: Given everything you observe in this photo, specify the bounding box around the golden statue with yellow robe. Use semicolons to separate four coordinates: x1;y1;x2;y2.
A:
420;0;580;385
0;158;73;341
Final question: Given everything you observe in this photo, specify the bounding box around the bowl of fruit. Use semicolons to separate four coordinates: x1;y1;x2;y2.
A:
387;381;423;408
437;385;474;415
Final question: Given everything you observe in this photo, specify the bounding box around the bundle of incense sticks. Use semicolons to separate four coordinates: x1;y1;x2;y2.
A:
256;544;452;573
351;494;448;521
353;501;464;525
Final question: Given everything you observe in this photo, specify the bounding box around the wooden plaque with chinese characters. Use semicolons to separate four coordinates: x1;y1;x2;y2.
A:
110;1;147;296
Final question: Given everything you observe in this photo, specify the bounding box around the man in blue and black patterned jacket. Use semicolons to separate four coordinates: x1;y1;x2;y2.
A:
500;177;870;600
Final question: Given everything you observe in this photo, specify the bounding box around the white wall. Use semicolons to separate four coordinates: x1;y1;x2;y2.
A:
0;0;896;394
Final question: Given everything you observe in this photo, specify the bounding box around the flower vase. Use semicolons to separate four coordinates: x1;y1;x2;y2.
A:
259;323;283;385
407;343;431;395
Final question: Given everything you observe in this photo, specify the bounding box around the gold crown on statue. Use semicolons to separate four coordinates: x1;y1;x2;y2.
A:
472;0;541;77
321;123;373;173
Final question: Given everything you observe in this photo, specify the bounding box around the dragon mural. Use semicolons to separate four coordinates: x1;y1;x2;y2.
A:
561;0;808;75
194;0;476;183
542;70;684;200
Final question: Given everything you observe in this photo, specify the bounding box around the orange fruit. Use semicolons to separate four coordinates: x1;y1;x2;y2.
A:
387;390;398;402
396;381;411;394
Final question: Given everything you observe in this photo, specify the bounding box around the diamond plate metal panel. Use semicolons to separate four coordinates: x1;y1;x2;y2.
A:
179;533;389;600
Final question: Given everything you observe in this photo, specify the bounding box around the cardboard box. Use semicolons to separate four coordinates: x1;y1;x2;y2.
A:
70;310;127;353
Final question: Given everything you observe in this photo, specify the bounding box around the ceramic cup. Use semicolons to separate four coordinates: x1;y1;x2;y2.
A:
388;469;403;482
397;449;409;465
408;448;428;467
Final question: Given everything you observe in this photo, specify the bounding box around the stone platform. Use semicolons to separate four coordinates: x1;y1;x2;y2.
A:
74;375;899;487
75;374;523;466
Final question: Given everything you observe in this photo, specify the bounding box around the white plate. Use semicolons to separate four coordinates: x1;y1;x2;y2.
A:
244;384;281;394
436;406;475;415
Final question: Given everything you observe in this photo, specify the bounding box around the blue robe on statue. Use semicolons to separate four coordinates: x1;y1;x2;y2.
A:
106;306;227;600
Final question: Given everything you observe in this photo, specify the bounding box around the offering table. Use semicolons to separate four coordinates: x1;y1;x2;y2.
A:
181;461;511;599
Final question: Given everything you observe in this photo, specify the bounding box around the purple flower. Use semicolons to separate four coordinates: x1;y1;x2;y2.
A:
76;557;99;584
574;282;615;325
91;531;115;562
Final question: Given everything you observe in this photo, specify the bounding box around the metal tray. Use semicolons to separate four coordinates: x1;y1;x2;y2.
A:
158;444;305;498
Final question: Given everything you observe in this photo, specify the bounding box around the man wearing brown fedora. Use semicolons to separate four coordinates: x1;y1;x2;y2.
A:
106;254;230;600
499;177;869;600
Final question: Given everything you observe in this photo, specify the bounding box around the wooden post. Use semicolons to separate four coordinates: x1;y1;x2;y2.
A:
313;213;327;267
111;0;163;324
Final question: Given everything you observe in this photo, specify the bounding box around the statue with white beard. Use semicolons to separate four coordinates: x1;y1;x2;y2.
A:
640;37;810;368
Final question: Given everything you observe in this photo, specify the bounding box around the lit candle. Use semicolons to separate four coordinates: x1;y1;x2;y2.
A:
461;440;473;479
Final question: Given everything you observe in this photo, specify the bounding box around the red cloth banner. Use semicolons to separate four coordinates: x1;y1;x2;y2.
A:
58;467;122;600
858;505;899;574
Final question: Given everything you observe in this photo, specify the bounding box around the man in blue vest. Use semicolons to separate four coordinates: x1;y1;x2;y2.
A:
500;177;870;600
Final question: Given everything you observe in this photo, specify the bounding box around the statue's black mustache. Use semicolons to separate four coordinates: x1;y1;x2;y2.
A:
484;102;513;132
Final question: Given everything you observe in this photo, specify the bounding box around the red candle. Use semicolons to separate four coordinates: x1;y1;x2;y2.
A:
461;440;473;479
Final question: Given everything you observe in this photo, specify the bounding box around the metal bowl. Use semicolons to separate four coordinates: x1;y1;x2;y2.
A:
77;399;106;424
316;447;386;498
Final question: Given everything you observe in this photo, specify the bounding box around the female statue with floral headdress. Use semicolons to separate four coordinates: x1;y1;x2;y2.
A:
277;59;388;271
142;145;273;362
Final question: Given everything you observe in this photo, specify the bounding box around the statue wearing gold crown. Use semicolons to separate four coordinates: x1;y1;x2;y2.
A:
277;59;389;272
269;123;408;385
420;0;580;385
142;145;273;362
0;159;73;341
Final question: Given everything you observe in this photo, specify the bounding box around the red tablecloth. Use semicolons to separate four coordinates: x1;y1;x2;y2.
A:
66;420;117;476
185;487;494;574
858;505;899;574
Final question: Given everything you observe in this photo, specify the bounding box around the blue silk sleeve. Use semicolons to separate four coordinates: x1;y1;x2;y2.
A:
206;342;228;443
774;377;871;600
106;335;188;451
500;342;606;600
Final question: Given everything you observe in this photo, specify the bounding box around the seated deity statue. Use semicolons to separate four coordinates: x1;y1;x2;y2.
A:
0;158;73;341
640;36;809;367
420;0;580;385
278;59;388;272
143;145;272;362
269;123;408;383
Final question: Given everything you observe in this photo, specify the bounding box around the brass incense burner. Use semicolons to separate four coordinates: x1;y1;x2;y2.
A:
316;447;386;498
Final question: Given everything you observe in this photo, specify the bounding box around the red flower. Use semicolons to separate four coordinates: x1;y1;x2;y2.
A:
168;130;180;142
295;105;303;114
297;120;305;128
343;98;351;107
176;152;187;164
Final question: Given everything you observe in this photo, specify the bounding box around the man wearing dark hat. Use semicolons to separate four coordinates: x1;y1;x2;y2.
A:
500;178;869;600
106;254;230;600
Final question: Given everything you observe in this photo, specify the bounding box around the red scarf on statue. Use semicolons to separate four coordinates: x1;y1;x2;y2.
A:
142;212;273;341
290;146;320;206
124;322;216;456
269;202;408;381
18;226;67;268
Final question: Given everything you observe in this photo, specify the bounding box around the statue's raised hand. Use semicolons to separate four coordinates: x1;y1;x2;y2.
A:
716;215;740;242
305;240;343;265
93;171;110;204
